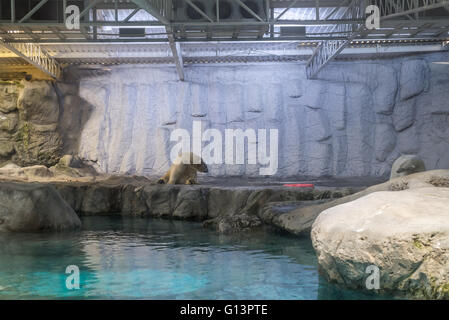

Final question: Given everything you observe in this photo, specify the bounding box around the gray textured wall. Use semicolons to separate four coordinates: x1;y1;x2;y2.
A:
75;52;449;178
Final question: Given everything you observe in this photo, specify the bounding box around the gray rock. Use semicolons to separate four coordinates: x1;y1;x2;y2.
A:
390;154;426;180
173;188;208;219
400;59;428;100
0;182;81;232
13;123;63;167
393;99;416;132
259;200;333;236
207;187;252;218
216;214;262;234
58;154;82;168
80;185;121;215
371;65;398;115
17;81;59;125
311;186;449;299
375;123;396;162
5;81;63;167
0;112;18;132
0;84;18;113
0;140;15;158
397;126;420;154
0;163;21;170
22;165;54;178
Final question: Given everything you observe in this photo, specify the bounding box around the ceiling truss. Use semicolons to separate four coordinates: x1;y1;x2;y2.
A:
306;0;449;78
0;0;448;81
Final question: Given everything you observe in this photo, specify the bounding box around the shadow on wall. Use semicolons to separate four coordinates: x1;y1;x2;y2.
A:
55;65;110;155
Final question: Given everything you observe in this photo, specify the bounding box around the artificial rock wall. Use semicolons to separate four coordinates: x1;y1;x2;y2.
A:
76;52;449;178
1;52;448;178
0;79;91;167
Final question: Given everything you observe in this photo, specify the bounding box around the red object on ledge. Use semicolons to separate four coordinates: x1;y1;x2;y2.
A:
283;184;315;188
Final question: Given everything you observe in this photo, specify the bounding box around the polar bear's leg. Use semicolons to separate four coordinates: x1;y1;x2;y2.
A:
185;167;198;185
168;165;185;184
157;169;171;184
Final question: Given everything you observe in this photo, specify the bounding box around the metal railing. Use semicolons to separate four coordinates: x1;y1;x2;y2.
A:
369;0;449;19
130;0;173;24
1;40;62;79
306;0;367;79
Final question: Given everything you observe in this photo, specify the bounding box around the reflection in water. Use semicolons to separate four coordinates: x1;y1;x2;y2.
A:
0;217;389;299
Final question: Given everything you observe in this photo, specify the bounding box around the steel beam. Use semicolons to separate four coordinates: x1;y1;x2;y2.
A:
166;27;185;81
371;0;449;20
306;0;449;78
124;8;141;22
306;0;366;78
130;0;170;24
274;0;300;22
306;39;348;78
18;0;49;23
233;0;264;21
185;0;214;22
0;40;61;79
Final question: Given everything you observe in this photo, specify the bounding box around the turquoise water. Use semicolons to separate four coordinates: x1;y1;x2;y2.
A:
0;217;385;300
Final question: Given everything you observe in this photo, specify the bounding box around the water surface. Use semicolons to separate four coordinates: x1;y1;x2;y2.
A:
0;217;387;299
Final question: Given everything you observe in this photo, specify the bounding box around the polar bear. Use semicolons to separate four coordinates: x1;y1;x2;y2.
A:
390;154;426;180
157;152;208;185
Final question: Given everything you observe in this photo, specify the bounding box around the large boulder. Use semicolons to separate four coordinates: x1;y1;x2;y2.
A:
13;81;63;167
13;122;63;167
17;80;59;125
0;182;81;232
311;186;449;299
278;170;449;238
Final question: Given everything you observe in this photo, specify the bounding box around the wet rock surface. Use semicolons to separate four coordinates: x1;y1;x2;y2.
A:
0;163;362;234
0;182;81;232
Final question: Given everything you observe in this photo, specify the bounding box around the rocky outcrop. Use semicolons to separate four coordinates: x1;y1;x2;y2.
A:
0;157;98;181
54;181;351;232
0;80;63;167
311;186;449;299
0;182;81;232
276;170;449;239
259;199;333;236
0;80;91;168
0;164;360;234
400;59;429;100
13;81;63;167
0;84;18;113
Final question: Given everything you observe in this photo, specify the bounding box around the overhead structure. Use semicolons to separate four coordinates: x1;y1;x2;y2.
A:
306;0;366;78
0;39;61;79
166;26;185;81
306;0;449;78
0;0;448;81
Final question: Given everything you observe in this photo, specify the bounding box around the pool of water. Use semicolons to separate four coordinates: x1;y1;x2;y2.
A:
0;217;388;300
